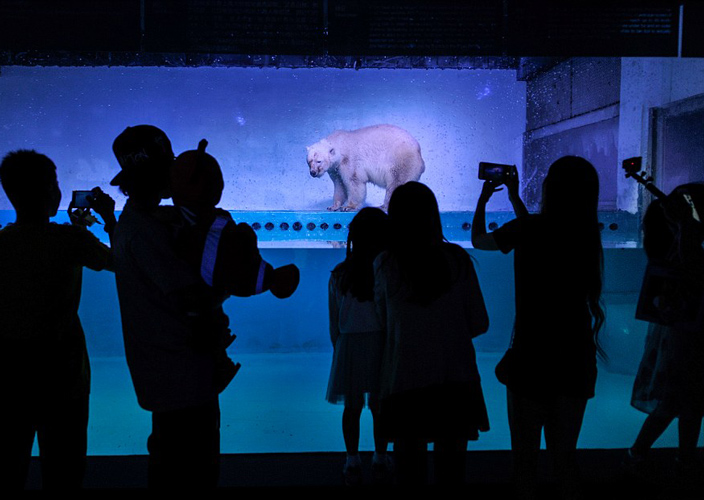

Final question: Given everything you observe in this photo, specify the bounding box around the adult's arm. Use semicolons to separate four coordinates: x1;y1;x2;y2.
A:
472;174;529;250
472;181;501;251
505;172;529;219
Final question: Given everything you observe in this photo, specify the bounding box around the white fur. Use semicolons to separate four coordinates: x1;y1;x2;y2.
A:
306;124;425;211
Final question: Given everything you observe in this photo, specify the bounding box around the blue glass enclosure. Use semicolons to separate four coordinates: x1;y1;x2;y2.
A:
1;58;704;455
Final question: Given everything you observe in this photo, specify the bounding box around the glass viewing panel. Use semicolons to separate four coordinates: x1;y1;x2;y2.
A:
1;57;704;455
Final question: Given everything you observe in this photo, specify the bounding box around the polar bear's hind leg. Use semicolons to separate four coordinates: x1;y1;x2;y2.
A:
341;174;367;211
381;163;410;211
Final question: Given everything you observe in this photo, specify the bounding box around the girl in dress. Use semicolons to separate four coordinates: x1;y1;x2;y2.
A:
326;207;391;485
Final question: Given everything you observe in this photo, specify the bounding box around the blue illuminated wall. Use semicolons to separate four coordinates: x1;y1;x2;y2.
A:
0;65;525;212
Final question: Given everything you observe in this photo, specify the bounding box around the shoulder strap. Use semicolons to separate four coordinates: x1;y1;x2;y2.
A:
201;215;229;286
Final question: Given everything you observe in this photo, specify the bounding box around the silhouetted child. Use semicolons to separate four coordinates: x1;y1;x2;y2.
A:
0;150;114;490
326;207;391;485
169;140;299;390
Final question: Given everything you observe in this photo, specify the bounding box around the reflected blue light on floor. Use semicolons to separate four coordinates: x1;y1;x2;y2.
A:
76;352;678;456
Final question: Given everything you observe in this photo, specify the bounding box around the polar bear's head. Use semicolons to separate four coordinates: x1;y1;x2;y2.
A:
306;139;338;178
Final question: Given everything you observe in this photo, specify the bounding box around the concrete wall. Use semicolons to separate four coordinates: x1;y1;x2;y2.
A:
521;58;621;212
618;57;704;212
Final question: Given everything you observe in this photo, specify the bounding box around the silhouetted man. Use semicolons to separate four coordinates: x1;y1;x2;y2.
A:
109;125;224;490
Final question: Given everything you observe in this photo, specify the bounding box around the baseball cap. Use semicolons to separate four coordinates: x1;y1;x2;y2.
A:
110;125;174;186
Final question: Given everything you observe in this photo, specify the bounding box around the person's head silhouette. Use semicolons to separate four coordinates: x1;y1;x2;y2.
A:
0;150;61;223
339;206;388;301
111;125;174;204
387;181;444;249
170;139;224;211
541;155;599;221
346;206;389;262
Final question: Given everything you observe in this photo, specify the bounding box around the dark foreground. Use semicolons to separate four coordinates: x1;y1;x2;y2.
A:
22;448;703;499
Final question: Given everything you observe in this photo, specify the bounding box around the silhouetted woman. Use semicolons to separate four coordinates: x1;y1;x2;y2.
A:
375;181;490;486
472;156;605;499
326;207;391;485
627;183;704;479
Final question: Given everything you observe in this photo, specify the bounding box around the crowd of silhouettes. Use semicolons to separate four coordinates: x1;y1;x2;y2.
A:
1;130;702;494
0;126;300;491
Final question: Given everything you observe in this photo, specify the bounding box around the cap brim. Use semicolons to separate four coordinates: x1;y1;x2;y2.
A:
109;171;124;186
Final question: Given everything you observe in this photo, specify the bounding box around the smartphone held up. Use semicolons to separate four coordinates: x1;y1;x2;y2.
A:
71;190;93;209
478;162;517;183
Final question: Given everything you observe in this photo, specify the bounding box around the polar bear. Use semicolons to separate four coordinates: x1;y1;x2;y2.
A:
306;124;425;211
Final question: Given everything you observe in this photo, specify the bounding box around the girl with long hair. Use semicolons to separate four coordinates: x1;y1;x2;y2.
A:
472;156;605;499
326;207;391;485
375;181;490;485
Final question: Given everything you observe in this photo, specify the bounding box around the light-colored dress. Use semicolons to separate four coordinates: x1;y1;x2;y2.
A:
325;271;384;406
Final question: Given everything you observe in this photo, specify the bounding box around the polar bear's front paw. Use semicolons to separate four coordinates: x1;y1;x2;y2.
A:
340;205;359;212
327;204;342;211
